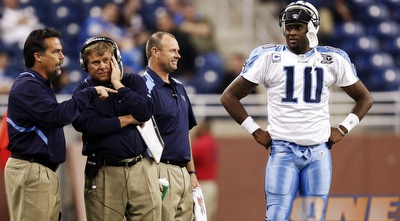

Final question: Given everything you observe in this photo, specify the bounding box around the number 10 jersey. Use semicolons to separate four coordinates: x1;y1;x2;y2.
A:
241;44;359;146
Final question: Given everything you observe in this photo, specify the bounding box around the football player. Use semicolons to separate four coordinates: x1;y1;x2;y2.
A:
220;1;373;220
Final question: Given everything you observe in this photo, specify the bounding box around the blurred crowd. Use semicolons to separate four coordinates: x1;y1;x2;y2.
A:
1;0;400;95
0;0;233;95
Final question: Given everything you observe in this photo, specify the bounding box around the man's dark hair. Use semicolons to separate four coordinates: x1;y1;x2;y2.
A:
23;28;61;68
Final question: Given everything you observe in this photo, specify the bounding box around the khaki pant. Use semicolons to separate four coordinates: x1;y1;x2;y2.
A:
157;163;194;221
4;157;61;221
85;157;162;221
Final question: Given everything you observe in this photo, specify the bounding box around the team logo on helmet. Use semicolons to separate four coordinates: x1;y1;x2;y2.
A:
279;1;320;32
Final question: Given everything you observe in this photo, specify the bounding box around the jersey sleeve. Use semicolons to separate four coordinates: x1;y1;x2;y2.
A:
241;44;279;84
325;47;359;87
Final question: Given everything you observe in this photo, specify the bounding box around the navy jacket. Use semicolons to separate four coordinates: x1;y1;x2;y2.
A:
7;69;98;163
72;73;153;161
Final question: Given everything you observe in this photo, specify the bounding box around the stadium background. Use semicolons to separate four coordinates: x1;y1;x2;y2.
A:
0;0;400;220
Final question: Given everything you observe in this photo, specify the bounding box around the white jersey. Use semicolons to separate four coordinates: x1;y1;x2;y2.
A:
241;44;358;145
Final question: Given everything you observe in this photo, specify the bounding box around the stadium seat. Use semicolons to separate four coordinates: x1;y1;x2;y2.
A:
352;0;375;7
391;5;400;21
369;53;396;70
19;0;50;23
366;67;400;91
375;0;400;8
353;4;391;24
79;0;113;20
366;21;400;39
138;0;165;30
342;36;380;57
52;3;81;24
186;53;224;94
60;23;80;43
382;36;400;55
353;52;395;76
330;22;366;46
394;54;400;66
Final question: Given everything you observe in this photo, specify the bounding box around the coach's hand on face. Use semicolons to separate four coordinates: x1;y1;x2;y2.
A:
94;86;117;100
110;56;124;90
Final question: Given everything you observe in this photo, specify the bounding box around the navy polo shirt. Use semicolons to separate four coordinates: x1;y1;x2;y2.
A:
7;69;97;163
143;67;197;163
72;73;153;161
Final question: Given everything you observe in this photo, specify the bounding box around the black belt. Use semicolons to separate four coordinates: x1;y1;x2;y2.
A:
11;153;60;172
160;159;187;168
103;154;143;167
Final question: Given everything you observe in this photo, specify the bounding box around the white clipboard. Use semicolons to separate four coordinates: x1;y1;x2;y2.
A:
136;116;164;163
193;187;208;221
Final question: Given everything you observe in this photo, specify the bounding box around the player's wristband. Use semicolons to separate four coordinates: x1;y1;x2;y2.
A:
188;170;196;175
337;126;346;136
240;116;260;135
340;113;359;133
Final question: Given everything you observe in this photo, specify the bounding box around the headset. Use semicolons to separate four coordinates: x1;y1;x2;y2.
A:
79;36;123;73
